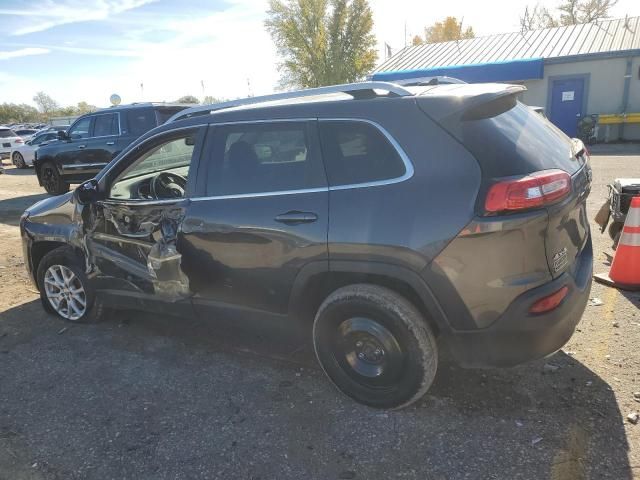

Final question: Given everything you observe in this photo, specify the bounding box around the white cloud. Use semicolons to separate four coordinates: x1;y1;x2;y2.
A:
0;47;49;60
1;0;156;35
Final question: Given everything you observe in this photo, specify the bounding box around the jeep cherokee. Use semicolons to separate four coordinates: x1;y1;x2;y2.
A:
20;81;592;409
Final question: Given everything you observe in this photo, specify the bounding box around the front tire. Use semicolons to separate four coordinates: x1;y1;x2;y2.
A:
12;152;27;169
313;284;438;409
40;161;69;195
36;246;106;323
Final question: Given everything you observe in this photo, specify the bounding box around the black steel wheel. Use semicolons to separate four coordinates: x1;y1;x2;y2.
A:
12;152;27;169
40;161;69;195
313;284;437;409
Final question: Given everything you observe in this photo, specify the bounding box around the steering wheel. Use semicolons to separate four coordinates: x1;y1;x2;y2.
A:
151;172;187;199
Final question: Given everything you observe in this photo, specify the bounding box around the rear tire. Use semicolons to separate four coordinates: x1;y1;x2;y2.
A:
12;152;26;169
313;284;438;409
36;246;107;323
40;161;69;195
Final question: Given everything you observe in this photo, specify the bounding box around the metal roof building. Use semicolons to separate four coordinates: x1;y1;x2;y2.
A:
372;17;640;141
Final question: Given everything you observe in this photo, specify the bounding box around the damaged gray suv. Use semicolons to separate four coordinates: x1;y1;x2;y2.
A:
21;81;593;409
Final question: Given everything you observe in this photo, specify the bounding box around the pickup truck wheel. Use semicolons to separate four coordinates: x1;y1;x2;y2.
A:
12;152;27;169
36;246;107;323
40;161;69;195
313;284;437;409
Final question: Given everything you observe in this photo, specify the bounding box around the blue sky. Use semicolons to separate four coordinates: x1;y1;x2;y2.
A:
1;0;639;109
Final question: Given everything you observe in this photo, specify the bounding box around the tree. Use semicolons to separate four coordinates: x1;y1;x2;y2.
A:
520;0;617;31
32;91;59;116
0;103;40;124
176;95;200;104
202;96;224;104
520;4;558;30
265;0;377;88
413;17;475;45
558;0;617;24
76;101;97;114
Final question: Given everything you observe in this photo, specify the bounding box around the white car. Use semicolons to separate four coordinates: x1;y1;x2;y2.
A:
10;130;59;168
0;127;25;161
13;128;39;141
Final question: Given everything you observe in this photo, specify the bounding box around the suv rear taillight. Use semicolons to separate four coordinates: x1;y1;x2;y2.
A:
15;138;24;144
484;169;571;214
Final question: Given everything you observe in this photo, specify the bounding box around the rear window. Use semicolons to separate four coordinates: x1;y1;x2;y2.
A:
15;129;37;136
126;109;157;136
155;107;187;125
0;129;16;138
318;120;406;187
456;102;581;177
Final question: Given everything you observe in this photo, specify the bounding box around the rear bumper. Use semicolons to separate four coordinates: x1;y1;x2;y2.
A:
444;234;592;368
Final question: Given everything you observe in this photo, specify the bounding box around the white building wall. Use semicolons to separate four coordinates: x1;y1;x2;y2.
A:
520;56;640;141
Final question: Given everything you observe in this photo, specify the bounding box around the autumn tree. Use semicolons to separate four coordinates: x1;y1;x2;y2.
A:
0;103;40;123
412;17;474;45
265;0;377;88
76;101;97;114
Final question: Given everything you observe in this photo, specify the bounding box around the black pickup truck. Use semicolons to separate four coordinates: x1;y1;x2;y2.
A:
35;103;189;195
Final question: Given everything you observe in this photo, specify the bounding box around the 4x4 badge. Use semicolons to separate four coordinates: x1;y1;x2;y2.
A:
553;247;569;272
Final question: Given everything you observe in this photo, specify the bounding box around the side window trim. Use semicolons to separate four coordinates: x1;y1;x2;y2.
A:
191;118;414;201
318;118;414;191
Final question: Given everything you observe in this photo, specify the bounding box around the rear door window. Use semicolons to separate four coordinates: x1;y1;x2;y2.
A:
0;129;16;138
318;120;406;187
93;113;119;137
206;121;326;196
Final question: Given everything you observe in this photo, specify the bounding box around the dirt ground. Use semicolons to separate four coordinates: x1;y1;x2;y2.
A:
1;146;640;480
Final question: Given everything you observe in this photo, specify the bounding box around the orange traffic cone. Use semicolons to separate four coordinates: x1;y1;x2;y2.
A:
595;196;640;291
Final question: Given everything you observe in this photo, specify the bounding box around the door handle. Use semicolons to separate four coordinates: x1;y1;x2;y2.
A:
274;211;318;225
78;144;86;149
106;141;115;145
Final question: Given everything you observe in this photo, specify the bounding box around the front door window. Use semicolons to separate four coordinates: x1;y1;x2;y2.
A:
69;117;91;140
109;132;198;201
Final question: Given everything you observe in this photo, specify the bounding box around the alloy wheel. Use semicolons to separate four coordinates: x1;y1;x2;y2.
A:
43;264;87;320
13;152;25;168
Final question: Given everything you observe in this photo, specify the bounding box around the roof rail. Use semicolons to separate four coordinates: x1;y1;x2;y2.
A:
166;81;414;123
392;76;467;86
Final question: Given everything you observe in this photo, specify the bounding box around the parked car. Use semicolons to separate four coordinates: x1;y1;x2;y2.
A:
14;128;39;141
21;81;593;409
34;103;189;195
11;130;60;168
0;127;26;161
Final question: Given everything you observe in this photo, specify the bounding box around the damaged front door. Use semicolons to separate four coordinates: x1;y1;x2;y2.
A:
84;127;205;307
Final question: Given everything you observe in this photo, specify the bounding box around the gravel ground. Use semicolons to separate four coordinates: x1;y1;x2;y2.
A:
1;146;640;480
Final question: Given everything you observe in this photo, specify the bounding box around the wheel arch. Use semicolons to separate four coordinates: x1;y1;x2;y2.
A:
288;261;450;336
30;241;78;285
